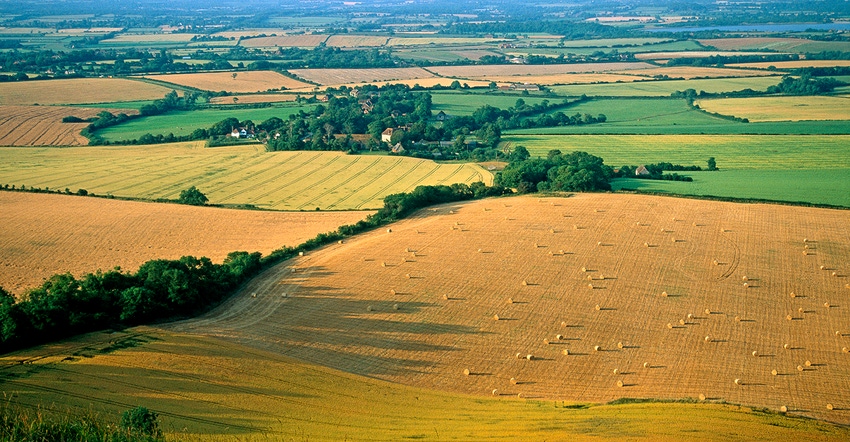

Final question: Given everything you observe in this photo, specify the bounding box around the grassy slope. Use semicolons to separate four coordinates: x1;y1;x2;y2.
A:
430;91;556;115
2;328;848;441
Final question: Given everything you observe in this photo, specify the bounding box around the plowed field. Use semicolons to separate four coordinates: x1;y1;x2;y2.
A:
0;105;135;146
168;193;850;425
0;192;370;294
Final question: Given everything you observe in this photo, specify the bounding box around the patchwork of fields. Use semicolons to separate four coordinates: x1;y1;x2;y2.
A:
0;143;492;211
0;192;370;294
163;194;850;426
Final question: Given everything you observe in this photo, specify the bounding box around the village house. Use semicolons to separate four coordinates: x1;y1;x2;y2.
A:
381;128;394;143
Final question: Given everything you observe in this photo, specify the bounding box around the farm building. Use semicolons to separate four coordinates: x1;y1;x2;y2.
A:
381;128;394;143
635;165;651;176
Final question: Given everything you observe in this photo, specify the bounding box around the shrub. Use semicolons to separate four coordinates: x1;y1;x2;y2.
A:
177;186;208;206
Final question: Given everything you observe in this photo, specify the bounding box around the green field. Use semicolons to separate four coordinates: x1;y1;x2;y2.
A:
512;39;704;56
0;142;491;210
613;169;850;207
549;76;782;97
394;49;472;63
3;328;848;441
430;92;558;115
503;134;850;206
95;105;314;141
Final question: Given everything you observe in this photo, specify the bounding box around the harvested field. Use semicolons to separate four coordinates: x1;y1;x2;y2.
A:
427;62;655;78
634;51;781;60
100;33;198;43
208;94;299;104
613;66;777;79
142;71;311;93
0;105;135;146
325;77;492;90
325;35;389;47
387;37;505;46
288;67;436;85
3;328;846;440
168;193;850;425
0;192;370;295
0;78;173;105
730;60;850;70
0;143;491;211
700;38;850;53
478;73;647;85
695;96;850;122
239;35;329;48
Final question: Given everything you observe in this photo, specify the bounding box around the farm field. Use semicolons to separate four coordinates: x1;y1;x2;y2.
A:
613;169;850;207
548;76;782;97
0;105;135;146
95;105;313;142
427;62;656;78
325;35;389;47
0;78;174;105
430;92;558;115
612;66;778;80
0;143;492;211
100;33;198;44
729;60;850;70
3;327;847;440
479;72;649;85
504;40;703;57
633;51;779;60
699;38;850;53
288;67;436;86
160;193;850;426
208;94;298;104
695;96;850;122
386;37;506;46
141;71;312;93
0;192;370;295
238;34;329;48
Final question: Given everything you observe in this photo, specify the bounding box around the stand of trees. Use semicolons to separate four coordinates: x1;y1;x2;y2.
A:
496;149;614;193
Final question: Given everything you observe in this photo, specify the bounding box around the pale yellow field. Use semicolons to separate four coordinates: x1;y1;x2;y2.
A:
325;35;389;47
100;33;198;43
0;143;492;211
288;67;436;85
0;105;135;146
0;192;370;295
614;66;778;79
700;38;815;51
300;77;494;91
208;94;298;104
695;96;850;122
387;37;506;46
168;193;850;425
239;34;329;47
477;73;648;85
212;29;289;39
427;62;655;78
0;78;174;105
141;71;312;92
730;60;850;69
635;51;782;60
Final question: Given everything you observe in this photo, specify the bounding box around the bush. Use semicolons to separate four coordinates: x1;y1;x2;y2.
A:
120;406;162;438
177;186;208;206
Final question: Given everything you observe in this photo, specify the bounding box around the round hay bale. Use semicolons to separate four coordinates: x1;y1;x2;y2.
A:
597;241;602;246
390;289;396;295
643;362;650;368
574;225;579;230
705;308;712;315
562;349;570;355
771;369;778;376
510;377;518;385
679;319;686;326
843;347;849;353
798;307;804;314
790;292;796;298
786;314;793;321
804;244;809;249
743;282;749;288
613;368;619;374
661;291;668;297
780;405;788;413
846;284;850;289
699;394;706;401
616;380;624;388
784;343;790;350
550;228;556;234
559;250;565;255
705;336;711;342
671;238;677;243
556;334;563;341
587;275;594;281
386;228;392;233
298;251;304;257
693;222;698;226
687;313;694;320
838;331;844;336
405;273;411;279
282;293;288;298
594;345;601;352
381;262;387;267
797;365;804;372
742;276;748;281
735;316;741;322
617;342;624;349
493;314;500;321
827;404;834;411
442;294;449;300
338;240;344;244
366;305;373;312
802;251;808;255
588;283;594;289
561;321;567;328
595;304;601;311
825;302;831;308
526;354;533;361
667;323;673;329
516;353;522;359
644;242;650;247
713;260;719;266
820;265;826;270
506;297;514;304
543;339;550;345
803;238;809;243
581;267;588;272
392;304;399;311
805;360;812;367
832;272;838;277
251;293;257;298
463;368;470;376
522;280;528;286
734;378;741;385
449;210;454;214
752;351;759;357
492;389;498;396
517;393;523;399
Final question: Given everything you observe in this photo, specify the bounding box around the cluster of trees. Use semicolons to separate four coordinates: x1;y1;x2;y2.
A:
440;20;639;40
496;148;614;193
766;75;846;95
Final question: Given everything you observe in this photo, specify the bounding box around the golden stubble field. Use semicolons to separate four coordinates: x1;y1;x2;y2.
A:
0;192;370;295
169;193;850;425
0;78;174;105
141;71;312;93
695;96;850;122
0;105;135;146
288;67;436;85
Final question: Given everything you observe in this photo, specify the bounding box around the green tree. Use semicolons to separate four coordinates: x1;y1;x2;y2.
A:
121;406;162;438
508;145;530;163
178;186;208;206
707;157;717;171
